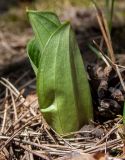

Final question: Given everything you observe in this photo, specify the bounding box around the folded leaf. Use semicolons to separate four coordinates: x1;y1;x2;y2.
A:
27;11;93;134
27;10;61;50
27;38;39;75
69;29;93;126
27;11;61;74
37;22;93;134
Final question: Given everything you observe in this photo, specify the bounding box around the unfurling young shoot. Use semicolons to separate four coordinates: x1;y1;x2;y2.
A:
27;10;93;134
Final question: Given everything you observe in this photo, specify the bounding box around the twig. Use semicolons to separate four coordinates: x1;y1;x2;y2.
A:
26;130;34;160
0;135;71;152
96;118;122;145
20;145;51;160
5;110;30;134
0;115;40;151
50;127;73;148
104;55;125;92
115;65;125;92
84;138;122;153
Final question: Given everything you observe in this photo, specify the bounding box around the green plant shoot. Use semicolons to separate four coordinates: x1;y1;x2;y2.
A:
105;0;115;33
27;10;93;134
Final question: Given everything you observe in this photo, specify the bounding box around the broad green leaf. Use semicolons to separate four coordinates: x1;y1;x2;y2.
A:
69;30;93;126
27;11;93;134
27;10;61;51
37;22;93;134
27;11;61;74
27;38;39;75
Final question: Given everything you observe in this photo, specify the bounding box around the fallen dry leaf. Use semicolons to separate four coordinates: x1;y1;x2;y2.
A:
55;151;96;160
0;152;7;160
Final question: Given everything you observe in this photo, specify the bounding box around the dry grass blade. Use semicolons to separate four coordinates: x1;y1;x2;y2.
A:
84;139;122;154
0;115;40;152
1;89;8;134
10;91;18;121
92;40;111;67
93;2;115;63
92;8;125;94
0;135;72;153
4;110;30;135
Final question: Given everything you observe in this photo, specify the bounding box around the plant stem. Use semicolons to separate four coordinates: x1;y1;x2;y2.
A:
105;0;115;33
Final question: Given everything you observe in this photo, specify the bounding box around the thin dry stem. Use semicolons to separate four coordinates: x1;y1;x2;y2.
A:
115;65;125;92
1;89;8;133
94;3;116;63
10;91;18;121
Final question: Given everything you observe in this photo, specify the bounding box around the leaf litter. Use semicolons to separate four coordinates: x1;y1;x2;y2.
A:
0;74;124;160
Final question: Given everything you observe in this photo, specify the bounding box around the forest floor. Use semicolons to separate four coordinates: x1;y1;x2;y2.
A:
0;0;125;159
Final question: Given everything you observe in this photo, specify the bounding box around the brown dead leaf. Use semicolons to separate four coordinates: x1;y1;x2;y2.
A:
93;152;106;160
55;151;96;160
25;93;37;104
0;152;7;160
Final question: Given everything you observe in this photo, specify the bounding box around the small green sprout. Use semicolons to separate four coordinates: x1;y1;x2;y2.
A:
26;10;93;134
